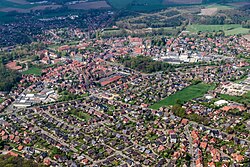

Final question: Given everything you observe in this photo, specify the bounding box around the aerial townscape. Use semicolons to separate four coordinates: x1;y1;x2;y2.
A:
0;0;249;166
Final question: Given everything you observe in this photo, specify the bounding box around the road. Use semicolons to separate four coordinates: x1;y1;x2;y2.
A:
184;125;195;167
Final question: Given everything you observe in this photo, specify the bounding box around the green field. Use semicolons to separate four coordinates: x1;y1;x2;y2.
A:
22;67;42;76
150;83;216;109
0;0;36;9
71;112;92;122
107;0;134;9
218;92;250;104
225;27;250;36
204;3;233;10
187;24;249;35
107;0;166;11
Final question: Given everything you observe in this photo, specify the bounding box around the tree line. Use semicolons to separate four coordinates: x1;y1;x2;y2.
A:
118;55;175;73
0;63;21;92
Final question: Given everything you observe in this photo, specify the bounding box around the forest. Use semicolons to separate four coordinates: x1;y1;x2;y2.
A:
0;155;45;167
0;63;21;92
118;55;175;73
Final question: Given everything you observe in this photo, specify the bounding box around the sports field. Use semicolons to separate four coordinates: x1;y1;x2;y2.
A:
149;83;216;109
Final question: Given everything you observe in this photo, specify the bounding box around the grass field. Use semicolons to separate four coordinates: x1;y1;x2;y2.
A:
218;92;250;104
108;0;167;11
107;0;133;9
150;83;216;109
187;24;249;35
0;0;36;9
225;27;250;36
0;98;4;103
71;112;92;122
22;67;42;76
204;4;233;10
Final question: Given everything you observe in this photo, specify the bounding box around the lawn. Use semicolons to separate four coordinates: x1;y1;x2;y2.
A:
71;112;92;122
149;83;216;109
218;92;250;105
22;67;42;76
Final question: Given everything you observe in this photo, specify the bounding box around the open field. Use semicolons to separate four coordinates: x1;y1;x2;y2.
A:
186;24;249;35
204;3;233;10
218;92;250;104
7;0;29;5
163;0;202;5
0;0;63;13
107;0;133;9
200;8;218;16
228;1;250;7
0;0;36;9
0;5;62;13
149;83;216;109
68;1;111;10
22;67;43;76
225;27;250;36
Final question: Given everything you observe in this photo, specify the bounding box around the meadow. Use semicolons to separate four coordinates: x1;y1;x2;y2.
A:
225;27;250;36
149;83;215;109
0;0;36;9
186;24;249;35
204;3;233;10
107;0;167;11
107;0;134;9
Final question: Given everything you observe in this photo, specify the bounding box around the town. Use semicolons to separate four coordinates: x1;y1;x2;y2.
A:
0;29;249;166
0;0;249;166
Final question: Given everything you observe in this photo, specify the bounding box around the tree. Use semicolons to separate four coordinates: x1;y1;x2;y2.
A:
0;63;21;91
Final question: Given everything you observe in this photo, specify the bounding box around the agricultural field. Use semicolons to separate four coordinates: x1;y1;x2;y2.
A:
199;3;233;16
22;67;43;76
149;83;216;109
163;0;202;5
106;0;134;9
204;3;233;10
68;1;111;10
225;27;250;36
200;8;218;16
108;0;166;11
0;0;62;13
0;0;35;9
186;24;249;35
